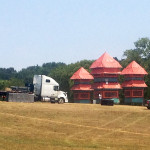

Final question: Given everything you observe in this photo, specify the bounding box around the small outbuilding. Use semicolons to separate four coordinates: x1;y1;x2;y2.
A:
121;61;148;104
70;67;94;103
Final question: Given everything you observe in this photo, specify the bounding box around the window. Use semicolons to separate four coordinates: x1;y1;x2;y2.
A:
74;93;79;99
46;79;50;83
80;93;89;99
104;91;118;98
133;90;143;97
74;93;90;99
133;74;143;77
125;77;143;81
53;86;59;91
124;90;131;97
94;77;118;83
105;74;117;77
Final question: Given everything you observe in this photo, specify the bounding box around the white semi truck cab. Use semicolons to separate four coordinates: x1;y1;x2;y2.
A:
33;75;68;103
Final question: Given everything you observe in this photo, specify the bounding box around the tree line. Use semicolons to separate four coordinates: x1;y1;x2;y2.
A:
0;37;150;100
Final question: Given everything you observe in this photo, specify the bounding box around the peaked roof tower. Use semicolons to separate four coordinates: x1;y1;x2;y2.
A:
90;52;122;69
121;61;148;75
70;67;94;80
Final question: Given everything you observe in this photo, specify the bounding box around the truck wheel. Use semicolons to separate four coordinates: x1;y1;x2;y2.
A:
58;98;64;104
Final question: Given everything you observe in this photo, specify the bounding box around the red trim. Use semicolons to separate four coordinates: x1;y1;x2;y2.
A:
103;91;118;98
124;90;131;97
74;79;92;82
132;90;143;97
94;90;119;99
124;89;143;98
74;92;90;100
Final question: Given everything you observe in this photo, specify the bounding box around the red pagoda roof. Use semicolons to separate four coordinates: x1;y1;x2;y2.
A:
122;80;147;88
70;67;94;80
92;82;122;89
90;52;122;69
121;61;148;75
71;84;93;91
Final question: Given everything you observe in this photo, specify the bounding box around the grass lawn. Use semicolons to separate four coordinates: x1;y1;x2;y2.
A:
0;102;150;150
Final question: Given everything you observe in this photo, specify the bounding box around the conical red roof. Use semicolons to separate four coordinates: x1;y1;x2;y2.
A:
70;67;94;80
90;52;122;69
121;61;148;75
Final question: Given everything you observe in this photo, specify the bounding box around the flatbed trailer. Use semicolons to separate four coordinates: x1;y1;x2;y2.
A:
0;90;34;103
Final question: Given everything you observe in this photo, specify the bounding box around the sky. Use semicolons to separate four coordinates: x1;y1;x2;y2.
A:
0;0;150;71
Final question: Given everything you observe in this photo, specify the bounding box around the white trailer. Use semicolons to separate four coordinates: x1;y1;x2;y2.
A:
33;75;68;103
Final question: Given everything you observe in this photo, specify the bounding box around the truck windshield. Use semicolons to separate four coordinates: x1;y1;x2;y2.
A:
54;86;59;91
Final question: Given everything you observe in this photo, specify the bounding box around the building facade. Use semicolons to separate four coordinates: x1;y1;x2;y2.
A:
121;61;148;104
70;67;94;103
90;52;122;104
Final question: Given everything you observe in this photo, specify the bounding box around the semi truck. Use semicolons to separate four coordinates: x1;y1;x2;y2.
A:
1;75;68;103
33;75;68;103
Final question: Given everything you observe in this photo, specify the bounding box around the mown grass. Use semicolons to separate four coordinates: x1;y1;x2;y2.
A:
0;102;150;150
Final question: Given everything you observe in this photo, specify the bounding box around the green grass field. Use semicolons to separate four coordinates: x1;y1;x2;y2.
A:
0;102;150;150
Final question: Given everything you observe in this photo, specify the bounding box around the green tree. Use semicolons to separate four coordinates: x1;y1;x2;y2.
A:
134;37;150;58
0;67;17;80
121;37;150;68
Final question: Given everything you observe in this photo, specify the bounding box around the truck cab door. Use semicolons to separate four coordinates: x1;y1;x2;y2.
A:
51;86;59;98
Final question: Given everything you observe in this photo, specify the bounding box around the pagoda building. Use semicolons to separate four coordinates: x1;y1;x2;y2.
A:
90;52;122;104
70;67;94;103
121;61;148;104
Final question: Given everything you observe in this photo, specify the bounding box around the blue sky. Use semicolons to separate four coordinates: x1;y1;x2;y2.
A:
0;0;150;71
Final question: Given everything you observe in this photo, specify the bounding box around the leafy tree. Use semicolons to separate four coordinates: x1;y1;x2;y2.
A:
122;49;142;67
0;67;17;80
134;37;150;58
121;37;150;69
0;80;5;90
